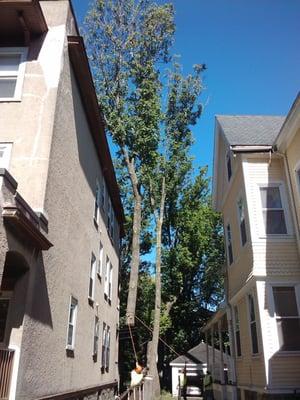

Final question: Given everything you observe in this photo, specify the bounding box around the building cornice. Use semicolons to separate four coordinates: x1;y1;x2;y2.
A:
67;35;125;236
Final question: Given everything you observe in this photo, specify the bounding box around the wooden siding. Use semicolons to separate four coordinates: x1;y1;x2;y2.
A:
270;355;300;387
222;154;253;299
286;127;300;234
244;157;300;278
235;296;266;389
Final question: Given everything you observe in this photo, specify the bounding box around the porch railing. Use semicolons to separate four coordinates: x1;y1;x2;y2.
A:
0;349;14;400
120;382;144;400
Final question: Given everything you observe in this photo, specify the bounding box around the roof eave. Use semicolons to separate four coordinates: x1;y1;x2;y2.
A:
0;0;48;45
276;92;300;152
67;35;125;236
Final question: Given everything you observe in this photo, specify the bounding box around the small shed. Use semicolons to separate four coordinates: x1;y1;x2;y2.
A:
169;342;224;397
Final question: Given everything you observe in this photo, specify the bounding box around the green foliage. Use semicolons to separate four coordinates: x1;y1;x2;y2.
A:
84;0;225;391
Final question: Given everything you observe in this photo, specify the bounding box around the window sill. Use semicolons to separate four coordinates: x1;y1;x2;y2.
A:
104;294;112;306
88;297;95;307
66;348;75;358
0;98;22;102
251;353;261;359
275;351;300;357
93;217;99;230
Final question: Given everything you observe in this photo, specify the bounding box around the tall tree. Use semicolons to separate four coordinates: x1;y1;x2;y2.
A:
145;62;205;397
84;0;174;326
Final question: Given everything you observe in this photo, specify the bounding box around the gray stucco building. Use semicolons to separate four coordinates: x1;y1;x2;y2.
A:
0;1;124;399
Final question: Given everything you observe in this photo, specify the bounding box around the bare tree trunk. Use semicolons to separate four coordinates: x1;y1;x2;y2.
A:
148;177;166;399
123;148;142;326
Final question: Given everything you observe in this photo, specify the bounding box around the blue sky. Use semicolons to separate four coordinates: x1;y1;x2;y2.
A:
72;0;300;175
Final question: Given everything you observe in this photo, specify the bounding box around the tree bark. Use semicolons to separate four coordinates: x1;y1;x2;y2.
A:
123;148;142;326
148;177;166;399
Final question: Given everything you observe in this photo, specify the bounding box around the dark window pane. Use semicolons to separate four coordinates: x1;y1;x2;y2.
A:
0;78;17;98
236;331;241;356
67;324;73;346
240;219;247;245
251;322;258;354
263;210;287;234
0;299;9;342
276;318;300;351
0;54;20;72
89;277;93;298
248;295;255;322
260;187;282;208
227;156;232;181
228;244;233;265
273;287;298;316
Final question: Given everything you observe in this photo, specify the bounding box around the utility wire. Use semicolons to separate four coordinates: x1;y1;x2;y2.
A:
135;315;181;358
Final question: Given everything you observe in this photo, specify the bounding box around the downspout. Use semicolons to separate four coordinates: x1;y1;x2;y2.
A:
273;147;300;256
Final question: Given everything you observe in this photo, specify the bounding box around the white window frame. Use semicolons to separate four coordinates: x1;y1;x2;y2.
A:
108;199;114;240
257;182;291;237
237;196;247;247
108;262;113;301
247;292;259;355
0;143;12;170
271;284;300;353
93;315;100;357
88;253;96;302
104;256;112;303
233;305;242;357
0;47;27;101
225;222;233;266
66;296;78;350
101;178;106;209
94;180;101;225
101;322;107;370
294;161;300;201
97;241;104;278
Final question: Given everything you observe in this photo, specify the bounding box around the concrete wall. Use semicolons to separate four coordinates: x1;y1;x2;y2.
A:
0;1;121;398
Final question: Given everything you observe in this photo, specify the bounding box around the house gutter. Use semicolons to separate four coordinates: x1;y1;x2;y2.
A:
273;147;300;256
231;145;273;154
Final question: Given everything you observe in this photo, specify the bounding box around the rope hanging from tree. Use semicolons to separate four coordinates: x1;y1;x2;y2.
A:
128;323;138;364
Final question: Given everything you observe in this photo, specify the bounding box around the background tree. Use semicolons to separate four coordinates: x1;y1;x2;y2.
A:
84;0;175;326
84;0;225;395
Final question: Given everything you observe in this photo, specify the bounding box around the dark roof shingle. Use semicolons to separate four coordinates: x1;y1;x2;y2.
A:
216;115;285;146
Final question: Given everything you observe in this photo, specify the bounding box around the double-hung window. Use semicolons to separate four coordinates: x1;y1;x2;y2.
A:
108;199;114;239
104;256;112;302
248;294;258;354
101;178;106;209
0;48;27;101
237;198;247;246
0;143;12;169
97;241;103;278
226;151;232;181
296;165;300;198
259;186;287;234
88;253;96;301
272;286;300;351
66;296;78;350
93;316;100;358
226;223;233;265
101;323;110;371
234;306;241;357
94;181;101;225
